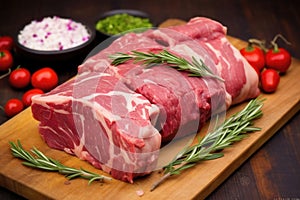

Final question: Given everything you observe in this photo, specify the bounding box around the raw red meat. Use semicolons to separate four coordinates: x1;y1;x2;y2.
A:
31;71;161;182
31;17;259;183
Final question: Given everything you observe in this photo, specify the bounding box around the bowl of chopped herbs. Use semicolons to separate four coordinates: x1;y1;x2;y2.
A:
95;9;154;39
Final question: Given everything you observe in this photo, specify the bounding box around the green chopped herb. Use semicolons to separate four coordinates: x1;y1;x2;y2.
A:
95;13;153;35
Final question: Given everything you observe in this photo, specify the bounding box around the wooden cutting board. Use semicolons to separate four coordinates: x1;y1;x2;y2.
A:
0;36;299;200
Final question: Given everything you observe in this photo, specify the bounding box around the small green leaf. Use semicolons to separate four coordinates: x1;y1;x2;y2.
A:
203;153;224;160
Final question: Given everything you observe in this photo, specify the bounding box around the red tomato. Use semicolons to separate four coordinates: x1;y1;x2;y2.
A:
265;47;291;73
31;67;58;92
0;36;14;51
260;69;280;93
0;50;13;71
22;88;44;107
4;98;24;117
9;67;31;89
240;45;265;75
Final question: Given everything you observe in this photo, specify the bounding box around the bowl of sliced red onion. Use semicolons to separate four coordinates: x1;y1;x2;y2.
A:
15;16;96;63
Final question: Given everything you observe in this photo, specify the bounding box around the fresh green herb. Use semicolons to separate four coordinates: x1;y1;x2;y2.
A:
109;49;224;81
150;98;264;191
95;13;153;35
9;140;112;185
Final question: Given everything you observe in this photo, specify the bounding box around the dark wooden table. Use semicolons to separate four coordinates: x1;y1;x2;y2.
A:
1;0;299;199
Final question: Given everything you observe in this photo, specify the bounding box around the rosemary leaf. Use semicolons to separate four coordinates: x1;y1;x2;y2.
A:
203;153;224;160
151;98;264;191
89;176;104;185
175;163;196;172
9;140;112;184
32;147;50;161
109;49;224;81
66;172;82;180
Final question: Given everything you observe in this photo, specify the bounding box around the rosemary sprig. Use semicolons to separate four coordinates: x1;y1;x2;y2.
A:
109;50;224;81
9;140;112;184
151;98;264;191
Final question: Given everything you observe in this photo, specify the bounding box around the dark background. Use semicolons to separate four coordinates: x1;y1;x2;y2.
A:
0;0;299;199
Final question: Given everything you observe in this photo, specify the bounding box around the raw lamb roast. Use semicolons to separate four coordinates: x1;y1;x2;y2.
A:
31;17;260;183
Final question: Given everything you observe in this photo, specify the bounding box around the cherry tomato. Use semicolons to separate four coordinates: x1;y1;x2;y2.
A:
22;88;44;107
260;69;280;93
265;47;291;73
4;98;24;117
0;36;14;51
0;50;13;71
240;45;265;75
9;67;31;89
31;67;58;92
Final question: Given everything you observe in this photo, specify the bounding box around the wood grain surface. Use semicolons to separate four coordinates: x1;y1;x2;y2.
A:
0;36;299;200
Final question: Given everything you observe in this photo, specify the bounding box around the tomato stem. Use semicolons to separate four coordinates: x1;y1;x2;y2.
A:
248;38;268;52
270;34;291;52
0;68;11;79
245;43;254;51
